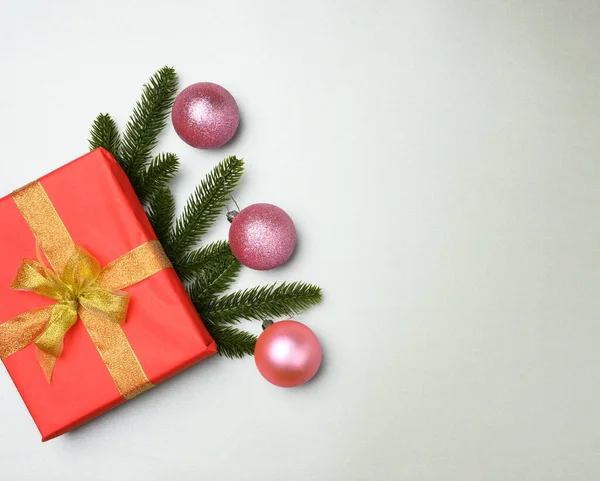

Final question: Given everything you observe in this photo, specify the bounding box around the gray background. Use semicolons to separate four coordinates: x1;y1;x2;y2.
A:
1;0;600;479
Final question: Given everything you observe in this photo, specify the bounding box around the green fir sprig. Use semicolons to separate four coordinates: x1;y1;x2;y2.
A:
166;156;244;262
206;324;258;358
181;241;240;290
120;68;178;185
146;186;176;246
89;114;120;155
88;66;322;358
139;153;180;205
196;282;323;325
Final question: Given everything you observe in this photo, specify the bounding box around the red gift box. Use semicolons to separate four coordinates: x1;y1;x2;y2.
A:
0;148;216;441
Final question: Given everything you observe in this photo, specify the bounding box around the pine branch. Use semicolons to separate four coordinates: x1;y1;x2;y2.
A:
200;282;322;325
166;156;244;259
205;323;257;358
184;241;240;299
146;186;176;248
178;240;238;283
137;152;180;205
88;113;121;160
120;66;178;189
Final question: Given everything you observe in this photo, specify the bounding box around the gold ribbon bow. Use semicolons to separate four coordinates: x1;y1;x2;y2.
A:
0;181;172;400
11;246;132;382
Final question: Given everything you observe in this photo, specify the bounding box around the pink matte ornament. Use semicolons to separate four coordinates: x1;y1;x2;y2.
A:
229;203;296;270
255;321;322;387
172;82;240;149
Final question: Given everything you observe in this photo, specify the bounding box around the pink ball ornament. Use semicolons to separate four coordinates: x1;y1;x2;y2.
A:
255;321;322;387
228;203;296;270
172;82;240;149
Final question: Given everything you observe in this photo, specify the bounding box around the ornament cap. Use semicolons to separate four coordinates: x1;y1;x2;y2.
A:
226;210;239;223
261;319;274;330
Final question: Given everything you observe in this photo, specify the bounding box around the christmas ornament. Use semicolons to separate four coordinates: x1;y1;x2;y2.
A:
228;203;297;270
172;82;240;149
255;320;322;387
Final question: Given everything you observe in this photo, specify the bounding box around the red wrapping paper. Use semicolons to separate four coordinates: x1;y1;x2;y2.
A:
0;148;216;441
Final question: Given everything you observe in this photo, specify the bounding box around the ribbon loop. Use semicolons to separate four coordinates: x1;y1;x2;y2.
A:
10;259;67;301
61;246;101;294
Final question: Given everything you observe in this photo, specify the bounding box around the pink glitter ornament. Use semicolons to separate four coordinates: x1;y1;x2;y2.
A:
255;321;322;387
172;82;240;149
228;203;296;270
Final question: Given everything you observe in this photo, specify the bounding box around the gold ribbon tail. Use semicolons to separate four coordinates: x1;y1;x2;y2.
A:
34;302;79;382
0;307;53;360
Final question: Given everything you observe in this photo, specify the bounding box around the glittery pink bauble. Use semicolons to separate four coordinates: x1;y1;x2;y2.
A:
229;203;296;270
255;321;322;387
172;82;240;149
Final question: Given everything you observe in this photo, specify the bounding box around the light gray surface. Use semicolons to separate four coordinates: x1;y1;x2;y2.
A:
1;1;600;479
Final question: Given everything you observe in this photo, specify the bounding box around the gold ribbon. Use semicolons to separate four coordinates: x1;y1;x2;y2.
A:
0;181;172;400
